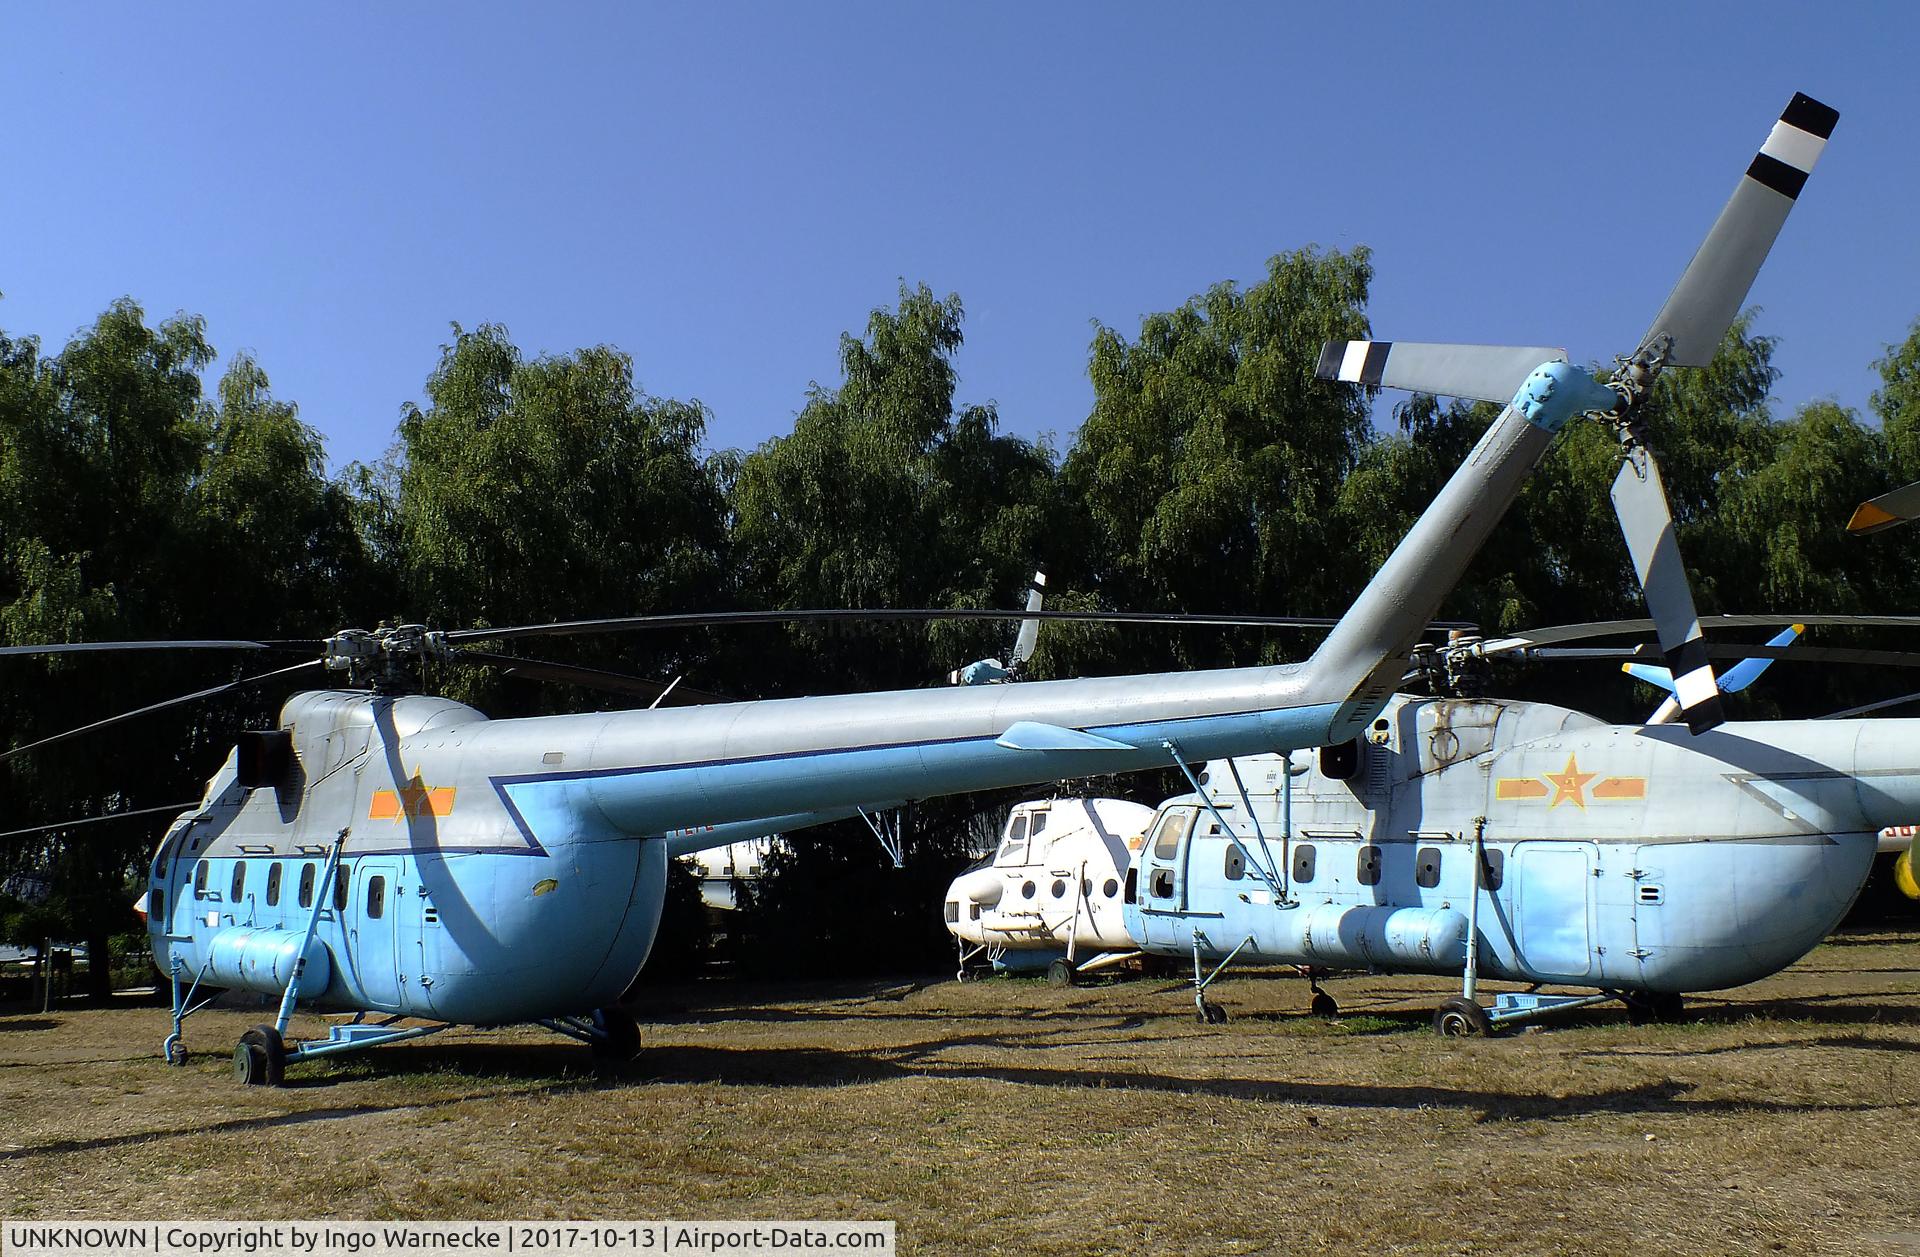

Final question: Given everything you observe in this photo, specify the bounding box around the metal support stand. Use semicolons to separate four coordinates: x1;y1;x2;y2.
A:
859;808;906;868
285;1020;450;1063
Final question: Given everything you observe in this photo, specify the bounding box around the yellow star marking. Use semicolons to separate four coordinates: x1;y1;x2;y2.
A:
1543;754;1598;810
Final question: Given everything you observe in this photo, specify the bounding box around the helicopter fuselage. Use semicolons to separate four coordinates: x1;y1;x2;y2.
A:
1123;694;1914;994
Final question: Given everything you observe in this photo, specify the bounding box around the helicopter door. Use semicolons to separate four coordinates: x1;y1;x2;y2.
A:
348;856;403;1010
1512;841;1597;981
1136;806;1198;947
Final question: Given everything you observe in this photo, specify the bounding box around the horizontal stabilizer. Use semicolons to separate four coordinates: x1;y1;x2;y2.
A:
1314;341;1567;404
995;721;1136;753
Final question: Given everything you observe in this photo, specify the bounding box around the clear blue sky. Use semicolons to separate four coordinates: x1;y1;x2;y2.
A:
3;5;1917;472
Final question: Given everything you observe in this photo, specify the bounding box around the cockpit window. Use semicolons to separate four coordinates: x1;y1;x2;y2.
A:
997;813;1030;864
1150;809;1193;860
1030;812;1047;835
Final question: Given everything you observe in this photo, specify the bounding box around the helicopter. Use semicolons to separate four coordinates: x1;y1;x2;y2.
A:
945;795;1155;985
1118;623;1920;1035
1;89;1843;1082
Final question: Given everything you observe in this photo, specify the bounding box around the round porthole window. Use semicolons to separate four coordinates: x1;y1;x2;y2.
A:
1022;881;1037;899
1051;879;1067;898
1103;878;1119;898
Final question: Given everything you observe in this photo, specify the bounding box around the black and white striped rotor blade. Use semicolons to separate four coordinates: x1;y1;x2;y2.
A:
1610;447;1722;734
1314;341;1567;404
1640;92;1837;368
1010;571;1046;667
1848;479;1920;536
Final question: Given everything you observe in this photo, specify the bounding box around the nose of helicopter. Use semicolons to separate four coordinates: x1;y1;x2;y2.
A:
944;866;1004;942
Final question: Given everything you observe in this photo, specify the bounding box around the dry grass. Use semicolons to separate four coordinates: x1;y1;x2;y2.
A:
2;934;1918;1256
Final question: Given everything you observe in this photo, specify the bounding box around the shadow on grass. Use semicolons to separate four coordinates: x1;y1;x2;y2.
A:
0;1077;602;1164
0;1018;59;1033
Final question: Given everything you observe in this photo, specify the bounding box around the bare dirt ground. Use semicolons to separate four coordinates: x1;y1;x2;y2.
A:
2;933;1917;1256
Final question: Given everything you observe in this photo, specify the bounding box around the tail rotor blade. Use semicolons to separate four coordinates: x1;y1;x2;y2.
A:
1610;447;1723;733
1315;341;1567;404
1010;571;1046;667
1640;92;1837;368
1848;479;1920;535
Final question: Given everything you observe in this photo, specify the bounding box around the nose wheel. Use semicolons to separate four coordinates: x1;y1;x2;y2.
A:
591;1007;642;1062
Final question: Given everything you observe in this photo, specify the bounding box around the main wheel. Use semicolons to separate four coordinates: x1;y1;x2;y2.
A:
1433;997;1493;1038
1309;990;1339;1019
1046;958;1075;989
1625;991;1686;1025
235;1024;286;1086
164;1037;188;1067
591;1007;642;1062
1197;999;1228;1025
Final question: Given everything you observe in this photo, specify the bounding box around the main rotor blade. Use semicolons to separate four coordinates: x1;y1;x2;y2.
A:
1531;644;1920;669
1640;92;1838;367
1820;690;1920;721
0;802;200;841
455;650;728;705
1314;341;1567;404
1610;447;1722;733
0;638;322;658
1009;572;1046;667
448;608;1477;644
1848;479;1920;535
0;658;322;764
1482;614;1920;653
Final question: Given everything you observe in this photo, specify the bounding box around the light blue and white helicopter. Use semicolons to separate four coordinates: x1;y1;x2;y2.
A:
3;90;1865;1080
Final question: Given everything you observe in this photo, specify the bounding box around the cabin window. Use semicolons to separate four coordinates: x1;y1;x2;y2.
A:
1292;844;1317;884
1150;810;1192;860
1357;846;1382;886
266;863;283;907
1416;847;1443;889
969;904;981;920
944;901;960;923
1124;867;1138;904
1051;879;1067;899
1030;812;1047;835
299;863;316;908
151;888;165;923
1150;868;1175;899
230;863;246;901
1103;878;1119;899
1224;846;1245;881
334;866;351;911
366;875;387;919
1480;848;1504;892
1320;740;1360;781
1021;880;1037;900
193;861;209;897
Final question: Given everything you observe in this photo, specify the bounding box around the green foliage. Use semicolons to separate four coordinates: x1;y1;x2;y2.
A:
387;324;729;709
1061;247;1374;669
729;285;1057;693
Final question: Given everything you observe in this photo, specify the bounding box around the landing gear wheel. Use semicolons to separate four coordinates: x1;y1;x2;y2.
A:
1197;999;1228;1025
591;1007;642;1062
1433;997;1493;1038
1046;958;1075;989
234;1024;286;1086
1309;990;1339;1019
1625;991;1686;1025
165;1039;188;1068
955;969;970;984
